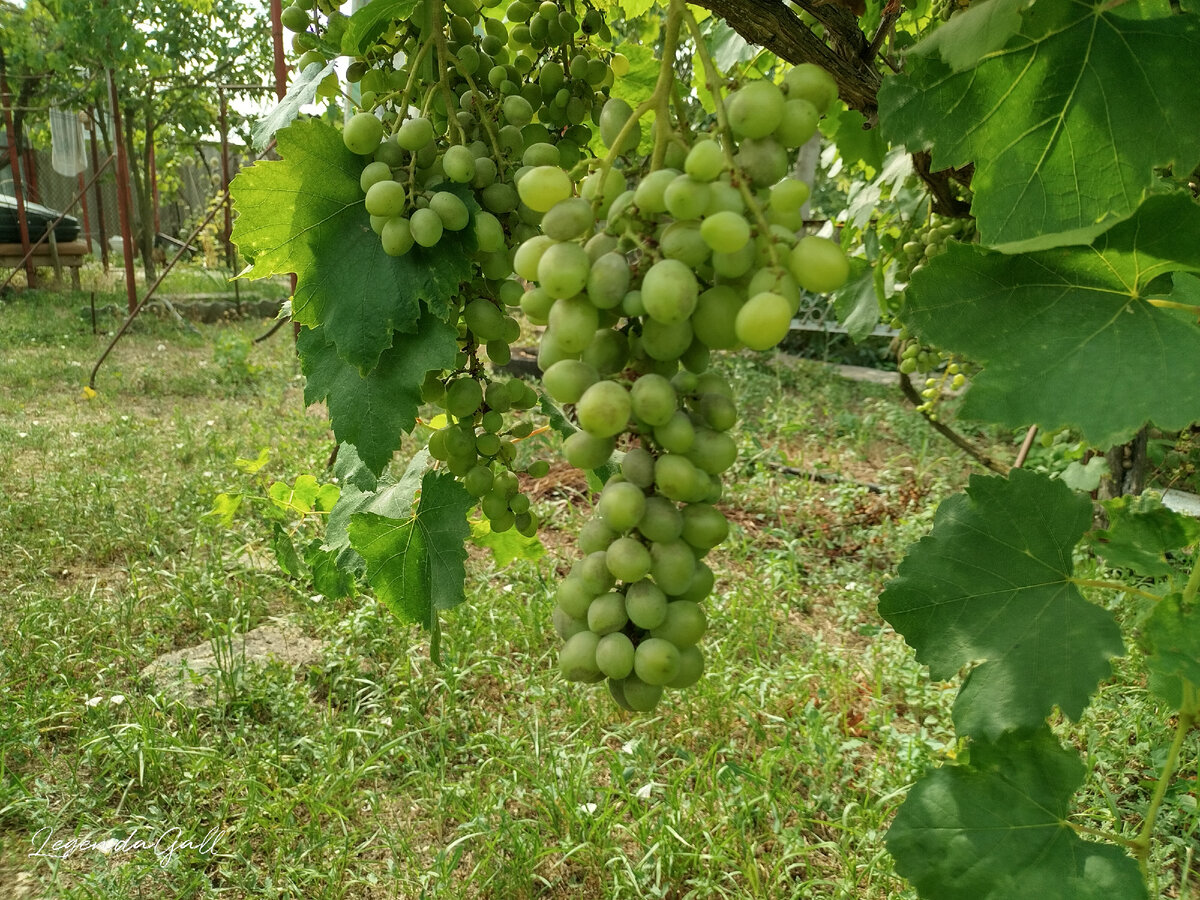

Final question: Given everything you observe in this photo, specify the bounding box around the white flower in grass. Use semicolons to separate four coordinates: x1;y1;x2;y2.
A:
95;838;121;854
110;695;125;706
635;782;657;800
85;696;104;707
577;803;598;815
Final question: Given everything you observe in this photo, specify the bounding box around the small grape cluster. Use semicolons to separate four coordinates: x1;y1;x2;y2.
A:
894;213;974;283
513;63;852;710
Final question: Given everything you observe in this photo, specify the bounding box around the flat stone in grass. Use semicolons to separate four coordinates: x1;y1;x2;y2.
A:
140;621;323;706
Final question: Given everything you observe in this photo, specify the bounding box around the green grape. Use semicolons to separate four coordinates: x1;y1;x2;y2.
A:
580;167;626;219
587;591;628;635
609;673;662;712
547;295;600;353
575;380;631;438
663;175;711;221
691;286;743;350
659;222;710;268
542;197;593;241
445;377;484;418
474;211;506;253
625;579;668;628
694;392;737;431
374;137;405;167
429;191;469;231
574;550;616;595
595;632;635;679
735;137;789;188
735;291;793;351
630;373;677;426
654;453;702;502
599;97;640;153
464;465;495;497
281;3;311;31
684;139;725;183
464;298;505;341
705;179;745;215
633;168;680;214
606;536;653;582
650;601;706;647
397;116;435;151
360;160;392;193
699;210;751;252
653;410;695;453
789;236;850;293
597;480;647;531
641;259;699;324
669;645;704;688
563;431;615;469
633;638;681;686
559;631;603;682
542;358;599;403
538;241;591;299
364;180;406;217
581;329;629;374
648;538;697;595
641;318;694;362
774;98;819;148
782;63;838;114
586;253;631;309
620;447;655;488
514;235;554;282
637;496;683;543
579;517;618;554
675;562;715;603
688;427;737;475
680;502;729;550
381;216;414;256
410;207;444;247
343;112;383;155
442;144;477;183
553;606;589;640
711;242;757;280
517;165;572;212
502;94;535;126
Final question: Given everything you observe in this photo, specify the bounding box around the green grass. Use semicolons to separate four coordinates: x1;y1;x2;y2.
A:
0;287;1194;899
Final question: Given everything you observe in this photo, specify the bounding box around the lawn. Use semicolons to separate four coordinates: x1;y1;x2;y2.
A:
0;285;1193;899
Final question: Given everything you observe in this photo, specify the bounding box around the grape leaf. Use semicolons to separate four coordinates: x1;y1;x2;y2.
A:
250;61;336;150
887;727;1147;900
879;469;1125;739
620;0;657;20
610;43;659;108
344;0;419;54
326;449;432;556
271;523;302;578
1059;457;1108;493
904;194;1200;448
909;0;1032;71
348;470;473;628
879;0;1200;251
1090;493;1200;577
303;539;356;600
299;319;457;476
820;105;886;174
230;119;473;372
1143;593;1200;711
831;258;881;342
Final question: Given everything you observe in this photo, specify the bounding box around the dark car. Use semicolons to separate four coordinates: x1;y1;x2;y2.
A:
0;194;81;244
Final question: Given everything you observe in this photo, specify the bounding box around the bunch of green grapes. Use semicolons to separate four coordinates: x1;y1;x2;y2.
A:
281;0;630;533
513;64;852;711
895;213;974;283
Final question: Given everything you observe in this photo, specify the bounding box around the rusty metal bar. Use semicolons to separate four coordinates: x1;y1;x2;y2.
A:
106;69;139;313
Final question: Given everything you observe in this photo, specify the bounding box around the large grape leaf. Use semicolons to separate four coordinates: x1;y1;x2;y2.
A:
879;0;1200;251
298;319;457;476
230;119;473;372
904;193;1200;448
879;470;1124;739
250;61;336;150
348;470;473;629
1143;593;1200;711
1090;494;1200;578
344;0;419;54
887;727;1147;900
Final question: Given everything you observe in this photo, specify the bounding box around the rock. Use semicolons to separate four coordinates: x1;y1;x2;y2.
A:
139;620;323;706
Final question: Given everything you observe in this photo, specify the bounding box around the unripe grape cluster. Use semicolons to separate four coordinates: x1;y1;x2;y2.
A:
518;64;851;710
286;0;629;535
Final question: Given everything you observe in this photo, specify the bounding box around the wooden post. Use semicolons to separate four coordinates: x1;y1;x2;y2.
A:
1;47;36;288
107;70;139;314
87;109;110;272
218;87;234;270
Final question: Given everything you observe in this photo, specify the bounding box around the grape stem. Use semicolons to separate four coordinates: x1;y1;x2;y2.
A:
456;66;509;177
1131;681;1197;881
590;0;684;210
430;0;465;146
395;37;437;125
682;7;780;267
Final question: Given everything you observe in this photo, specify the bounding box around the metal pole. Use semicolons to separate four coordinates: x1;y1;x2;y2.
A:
87;108;110;272
1;47;36;288
106;69;139;314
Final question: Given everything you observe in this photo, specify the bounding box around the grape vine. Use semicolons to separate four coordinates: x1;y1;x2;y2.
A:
227;0;1200;896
